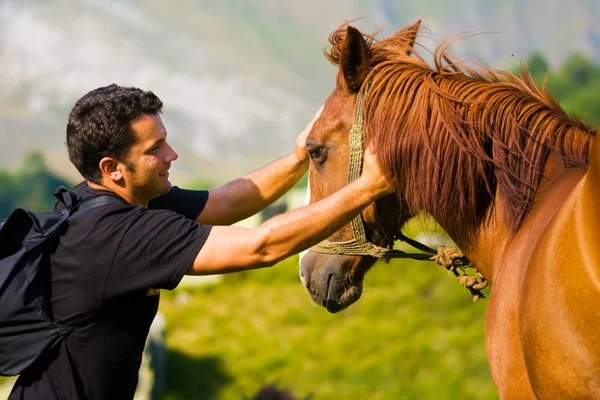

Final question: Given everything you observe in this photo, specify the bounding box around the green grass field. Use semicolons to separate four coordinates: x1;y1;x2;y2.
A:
158;254;498;400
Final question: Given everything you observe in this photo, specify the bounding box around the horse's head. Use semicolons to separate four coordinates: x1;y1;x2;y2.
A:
299;21;421;313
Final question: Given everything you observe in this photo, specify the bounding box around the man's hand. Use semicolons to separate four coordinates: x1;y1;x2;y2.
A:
294;106;324;164
361;144;395;196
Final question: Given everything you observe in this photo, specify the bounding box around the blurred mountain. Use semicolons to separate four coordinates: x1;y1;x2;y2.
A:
0;0;598;184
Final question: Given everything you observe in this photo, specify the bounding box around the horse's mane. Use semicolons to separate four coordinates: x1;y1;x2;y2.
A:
326;24;597;243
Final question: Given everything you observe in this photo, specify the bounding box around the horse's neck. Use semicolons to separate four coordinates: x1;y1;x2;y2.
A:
452;154;587;284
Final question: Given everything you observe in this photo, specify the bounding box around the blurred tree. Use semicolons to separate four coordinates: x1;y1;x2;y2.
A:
552;53;600;126
559;81;600;127
0;151;72;219
519;51;600;127
20;152;48;176
525;51;549;81
558;53;600;86
0;170;15;217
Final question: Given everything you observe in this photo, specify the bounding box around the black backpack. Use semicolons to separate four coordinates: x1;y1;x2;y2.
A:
0;186;124;376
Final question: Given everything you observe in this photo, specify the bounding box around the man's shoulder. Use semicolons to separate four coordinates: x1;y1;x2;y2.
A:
54;181;208;220
72;197;192;242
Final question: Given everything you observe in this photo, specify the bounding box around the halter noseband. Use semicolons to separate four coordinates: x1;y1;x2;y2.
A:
308;82;488;301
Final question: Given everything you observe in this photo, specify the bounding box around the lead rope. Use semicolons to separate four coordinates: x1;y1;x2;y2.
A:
309;83;489;302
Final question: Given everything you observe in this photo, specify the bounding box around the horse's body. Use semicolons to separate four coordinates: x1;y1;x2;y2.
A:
299;21;600;398
481;152;599;398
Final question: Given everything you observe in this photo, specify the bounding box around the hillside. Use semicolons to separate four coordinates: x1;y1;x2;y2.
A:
1;0;598;184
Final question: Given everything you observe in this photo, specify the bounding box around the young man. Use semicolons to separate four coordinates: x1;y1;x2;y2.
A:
10;84;392;399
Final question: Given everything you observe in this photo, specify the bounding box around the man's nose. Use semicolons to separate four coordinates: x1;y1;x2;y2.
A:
166;144;178;162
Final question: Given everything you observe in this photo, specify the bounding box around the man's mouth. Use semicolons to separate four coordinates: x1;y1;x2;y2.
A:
159;171;169;179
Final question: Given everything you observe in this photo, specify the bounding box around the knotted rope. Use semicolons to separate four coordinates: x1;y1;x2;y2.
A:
431;247;488;302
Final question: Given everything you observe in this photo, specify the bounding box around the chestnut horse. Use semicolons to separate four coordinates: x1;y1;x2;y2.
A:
299;20;600;399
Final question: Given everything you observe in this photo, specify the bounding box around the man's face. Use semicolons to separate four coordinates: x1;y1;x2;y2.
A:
120;113;178;202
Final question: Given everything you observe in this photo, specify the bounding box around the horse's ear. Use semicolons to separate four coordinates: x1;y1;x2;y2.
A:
403;19;421;54
339;26;370;92
381;19;421;55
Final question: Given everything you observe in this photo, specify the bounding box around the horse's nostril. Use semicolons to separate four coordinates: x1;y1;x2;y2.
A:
322;272;334;307
300;268;304;278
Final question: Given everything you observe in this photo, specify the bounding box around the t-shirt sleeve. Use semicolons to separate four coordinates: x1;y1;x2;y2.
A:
103;208;212;299
148;186;209;220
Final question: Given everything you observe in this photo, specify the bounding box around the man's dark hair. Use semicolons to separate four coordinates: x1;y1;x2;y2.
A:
66;84;163;184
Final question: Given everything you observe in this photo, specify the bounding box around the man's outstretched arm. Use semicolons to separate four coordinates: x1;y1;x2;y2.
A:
195;107;322;226
188;147;393;275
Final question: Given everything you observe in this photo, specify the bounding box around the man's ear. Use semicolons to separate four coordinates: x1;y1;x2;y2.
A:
339;26;371;92
98;157;123;182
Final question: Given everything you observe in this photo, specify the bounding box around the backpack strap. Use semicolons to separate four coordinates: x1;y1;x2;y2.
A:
53;185;128;216
53;186;80;210
75;195;127;213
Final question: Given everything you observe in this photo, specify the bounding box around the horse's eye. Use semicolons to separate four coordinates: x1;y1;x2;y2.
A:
307;146;327;163
308;147;322;158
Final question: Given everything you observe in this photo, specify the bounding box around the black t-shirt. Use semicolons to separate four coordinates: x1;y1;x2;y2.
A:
10;183;212;400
